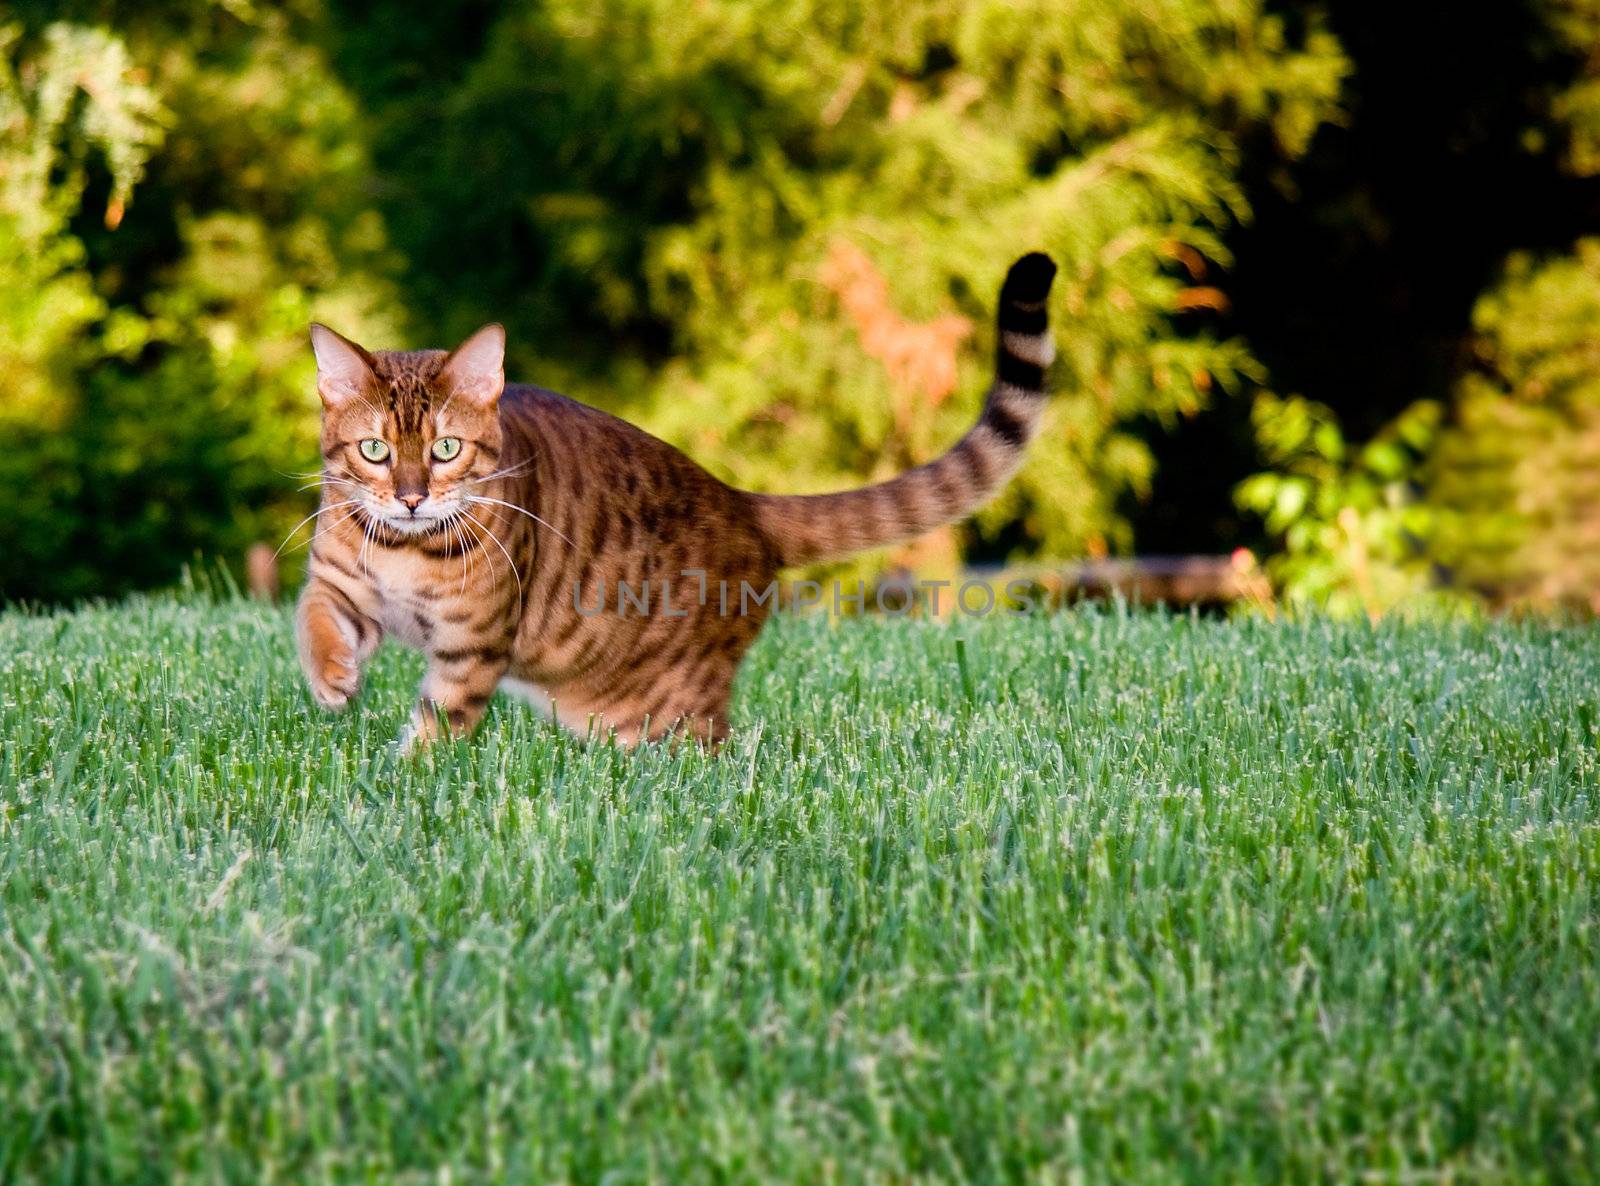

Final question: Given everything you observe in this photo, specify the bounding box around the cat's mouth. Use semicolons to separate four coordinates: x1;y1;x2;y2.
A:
381;515;445;536
363;503;457;539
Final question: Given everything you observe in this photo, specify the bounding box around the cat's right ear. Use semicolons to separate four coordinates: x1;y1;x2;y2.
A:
309;323;378;408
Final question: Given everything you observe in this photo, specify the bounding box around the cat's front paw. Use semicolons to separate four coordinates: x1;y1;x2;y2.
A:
308;652;360;711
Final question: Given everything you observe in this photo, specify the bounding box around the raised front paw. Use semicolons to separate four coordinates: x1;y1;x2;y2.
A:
308;649;360;711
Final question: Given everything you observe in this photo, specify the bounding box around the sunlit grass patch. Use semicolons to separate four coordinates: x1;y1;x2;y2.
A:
2;599;1598;1183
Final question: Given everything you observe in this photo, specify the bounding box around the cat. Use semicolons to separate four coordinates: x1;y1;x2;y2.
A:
297;251;1056;750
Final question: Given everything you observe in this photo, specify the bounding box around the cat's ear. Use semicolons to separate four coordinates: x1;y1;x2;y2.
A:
309;323;379;409
437;323;505;407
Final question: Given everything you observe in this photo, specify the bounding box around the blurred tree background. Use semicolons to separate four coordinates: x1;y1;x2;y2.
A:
0;0;1596;611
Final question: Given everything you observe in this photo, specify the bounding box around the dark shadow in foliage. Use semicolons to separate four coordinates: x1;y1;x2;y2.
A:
320;1;777;390
1129;0;1600;553
0;351;270;603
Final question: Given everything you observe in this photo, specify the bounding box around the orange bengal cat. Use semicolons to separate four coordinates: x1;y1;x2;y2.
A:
297;252;1056;749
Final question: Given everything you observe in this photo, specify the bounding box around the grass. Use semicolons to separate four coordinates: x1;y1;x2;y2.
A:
2;595;1598;1185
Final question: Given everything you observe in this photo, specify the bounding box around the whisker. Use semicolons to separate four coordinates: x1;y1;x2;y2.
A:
464;515;483;595
291;471;366;501
298;477;364;495
349;391;389;425
460;508;524;606
359;513;376;580
448;513;471;598
316;505;365;539
464;458;537;486
301;473;363;486
464;495;573;548
284;505;364;555
274;500;364;559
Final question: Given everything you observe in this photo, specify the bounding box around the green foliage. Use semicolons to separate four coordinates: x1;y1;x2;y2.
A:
1538;0;1600;175
1237;393;1450;618
0;22;163;425
1236;0;1600;615
10;1;1600;611
580;0;1344;562
1430;240;1600;608
0;22;166;599
1;1;1347;601
1413;0;1600;611
5;601;1600;1180
0;11;401;602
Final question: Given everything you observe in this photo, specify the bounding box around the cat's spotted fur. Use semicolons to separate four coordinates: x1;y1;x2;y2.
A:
297;252;1057;748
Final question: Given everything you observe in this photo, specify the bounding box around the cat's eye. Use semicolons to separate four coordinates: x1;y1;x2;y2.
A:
358;438;390;463
431;437;462;462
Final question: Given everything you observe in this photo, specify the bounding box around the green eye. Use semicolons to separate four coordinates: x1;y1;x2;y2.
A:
359;438;390;463
431;437;462;462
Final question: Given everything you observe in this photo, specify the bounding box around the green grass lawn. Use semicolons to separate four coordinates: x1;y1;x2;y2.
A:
2;597;1598;1184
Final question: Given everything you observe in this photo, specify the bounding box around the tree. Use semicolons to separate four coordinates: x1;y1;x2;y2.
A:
1239;0;1600;613
348;0;1345;571
1430;244;1600;609
1421;0;1600;610
0;22;164;599
0;9;400;602
4;1;1349;601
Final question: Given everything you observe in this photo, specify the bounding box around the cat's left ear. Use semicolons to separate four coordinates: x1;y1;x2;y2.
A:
309;323;379;408
437;323;506;407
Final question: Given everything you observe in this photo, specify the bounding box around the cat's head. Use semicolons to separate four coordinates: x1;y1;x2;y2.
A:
309;323;507;538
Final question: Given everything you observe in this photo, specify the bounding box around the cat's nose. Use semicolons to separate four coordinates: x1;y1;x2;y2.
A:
398;494;425;512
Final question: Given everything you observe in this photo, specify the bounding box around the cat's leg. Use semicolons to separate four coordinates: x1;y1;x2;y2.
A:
500;677;597;738
651;675;735;747
401;648;513;752
608;651;739;748
296;576;382;711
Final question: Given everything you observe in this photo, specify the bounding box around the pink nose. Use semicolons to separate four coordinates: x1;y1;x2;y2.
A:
398;494;425;511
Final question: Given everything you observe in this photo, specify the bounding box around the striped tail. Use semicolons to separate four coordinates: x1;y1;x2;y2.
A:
751;251;1057;567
